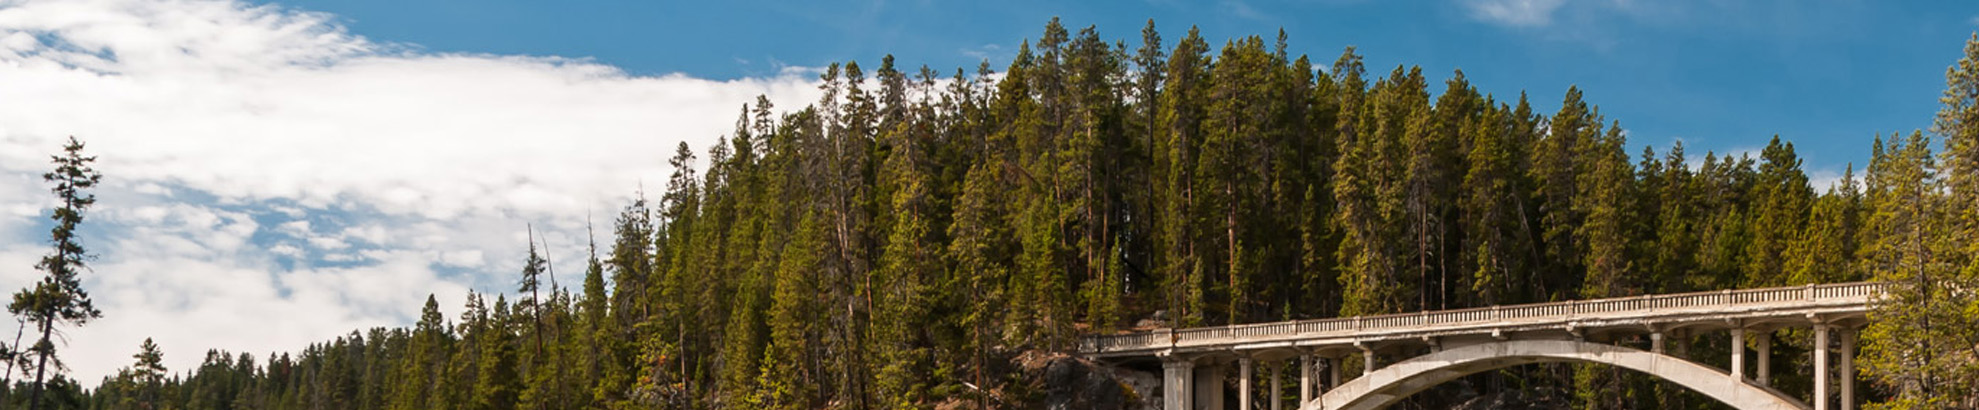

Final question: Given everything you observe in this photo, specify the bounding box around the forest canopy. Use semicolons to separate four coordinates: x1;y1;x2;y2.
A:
29;19;1979;410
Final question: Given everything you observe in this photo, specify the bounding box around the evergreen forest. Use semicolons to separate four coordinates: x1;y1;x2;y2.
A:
10;19;1979;410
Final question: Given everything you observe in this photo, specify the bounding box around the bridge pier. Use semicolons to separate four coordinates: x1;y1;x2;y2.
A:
1162;357;1194;410
1732;328;1746;381
1814;325;1830;410
1356;343;1375;375
1240;358;1253;410
1327;355;1341;390
1839;327;1855;410
1196;363;1226;410
1299;353;1314;406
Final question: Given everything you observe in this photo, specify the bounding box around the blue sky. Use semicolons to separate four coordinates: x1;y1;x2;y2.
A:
0;0;1972;385
275;0;1979;180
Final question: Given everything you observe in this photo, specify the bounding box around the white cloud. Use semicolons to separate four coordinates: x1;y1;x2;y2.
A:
959;43;1004;62
0;0;822;384
1221;0;1269;22
1462;0;1568;27
1807;167;1848;193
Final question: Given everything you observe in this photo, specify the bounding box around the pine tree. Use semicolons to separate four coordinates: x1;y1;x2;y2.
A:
1199;36;1272;322
1930;34;1979;410
1861;32;1979;409
1570;123;1648;410
121;338;168;410
1645;142;1702;293
1859;131;1971;408
1744;136;1814;287
947;162;1013;407
1156;26;1211;327
759;212;826;410
576;227;607;409
1460;100;1532;305
1061;24;1128;334
472;296;520;410
392;296;450;410
9;136;104;410
1336;62;1426;317
1534;88;1600;301
518;230;548;358
1784;167;1865;284
594;200;650;407
871;69;940;409
1576;123;1636;299
1945;34;1979;278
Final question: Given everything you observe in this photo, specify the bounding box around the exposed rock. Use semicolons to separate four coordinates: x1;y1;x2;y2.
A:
1022;351;1156;410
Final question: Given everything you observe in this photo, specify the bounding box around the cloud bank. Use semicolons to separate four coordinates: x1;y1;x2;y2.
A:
0;0;821;384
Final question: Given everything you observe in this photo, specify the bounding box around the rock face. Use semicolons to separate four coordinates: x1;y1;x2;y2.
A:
1022;351;1157;410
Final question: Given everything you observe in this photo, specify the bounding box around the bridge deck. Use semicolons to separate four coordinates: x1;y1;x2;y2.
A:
1081;282;1881;358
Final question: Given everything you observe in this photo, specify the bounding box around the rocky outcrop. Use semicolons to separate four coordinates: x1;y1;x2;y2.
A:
1017;351;1157;410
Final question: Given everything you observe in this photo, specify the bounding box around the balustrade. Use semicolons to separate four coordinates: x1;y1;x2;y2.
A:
1083;281;1883;354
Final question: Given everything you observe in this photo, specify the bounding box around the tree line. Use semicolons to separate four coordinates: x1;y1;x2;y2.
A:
13;19;1979;410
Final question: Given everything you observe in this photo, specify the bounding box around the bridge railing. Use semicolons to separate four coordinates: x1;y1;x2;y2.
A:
1082;281;1884;354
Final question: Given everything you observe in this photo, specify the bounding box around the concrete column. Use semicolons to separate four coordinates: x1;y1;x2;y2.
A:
1651;331;1666;354
1163;358;1195;410
1840;328;1856;410
1359;344;1377;375
1760;331;1778;384
1298;354;1313;405
1328;356;1341;388
1196;363;1226;410
1814;325;1830;410
1730;328;1745;381
1239;358;1253;410
1270;362;1281;410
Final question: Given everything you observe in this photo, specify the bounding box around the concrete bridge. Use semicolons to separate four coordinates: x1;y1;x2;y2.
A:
1078;281;1883;410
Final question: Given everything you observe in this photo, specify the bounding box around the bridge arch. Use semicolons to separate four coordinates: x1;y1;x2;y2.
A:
1306;339;1806;410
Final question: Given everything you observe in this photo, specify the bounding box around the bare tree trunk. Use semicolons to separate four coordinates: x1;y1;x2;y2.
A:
27;318;52;410
2;319;23;399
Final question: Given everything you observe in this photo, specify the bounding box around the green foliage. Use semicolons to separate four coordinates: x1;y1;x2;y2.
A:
472;297;520;410
70;22;1979;410
758;212;825;410
1859;32;1979;409
9;136;104;410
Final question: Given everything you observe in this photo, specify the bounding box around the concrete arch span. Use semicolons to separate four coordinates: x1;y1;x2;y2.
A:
1306;339;1807;410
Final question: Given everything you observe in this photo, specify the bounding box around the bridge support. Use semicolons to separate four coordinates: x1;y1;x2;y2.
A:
1732;328;1746;381
1299;353;1314;405
1840;328;1855;410
1327;356;1341;389
1357;343;1375;375
1197;363;1226;410
1814;325;1829;410
1240;358;1253;410
1163;357;1194;410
